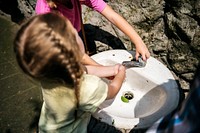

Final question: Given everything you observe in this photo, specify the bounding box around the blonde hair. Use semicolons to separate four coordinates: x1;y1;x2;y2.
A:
14;12;83;105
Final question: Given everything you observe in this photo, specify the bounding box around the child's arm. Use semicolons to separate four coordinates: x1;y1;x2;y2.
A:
101;5;150;61
81;53;102;66
84;64;125;99
106;65;126;99
76;31;101;66
85;64;120;77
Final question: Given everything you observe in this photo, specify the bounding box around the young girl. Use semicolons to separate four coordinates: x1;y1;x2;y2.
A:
14;12;125;133
35;0;150;61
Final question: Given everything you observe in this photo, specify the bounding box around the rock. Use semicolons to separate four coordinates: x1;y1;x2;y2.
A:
1;0;200;99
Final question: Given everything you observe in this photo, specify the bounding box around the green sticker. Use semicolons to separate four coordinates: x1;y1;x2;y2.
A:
121;96;129;103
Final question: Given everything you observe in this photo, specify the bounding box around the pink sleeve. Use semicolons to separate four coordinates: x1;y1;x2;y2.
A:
82;0;107;12
35;0;51;14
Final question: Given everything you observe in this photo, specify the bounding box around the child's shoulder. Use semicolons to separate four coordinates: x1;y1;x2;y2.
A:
81;74;107;88
82;74;101;82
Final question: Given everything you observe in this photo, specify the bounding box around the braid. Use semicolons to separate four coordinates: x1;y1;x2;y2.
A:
14;13;84;107
48;27;83;106
62;54;83;104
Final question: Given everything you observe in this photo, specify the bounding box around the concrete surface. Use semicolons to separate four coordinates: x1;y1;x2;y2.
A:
0;15;42;133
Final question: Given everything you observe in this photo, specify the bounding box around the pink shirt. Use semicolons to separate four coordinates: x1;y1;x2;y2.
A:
35;0;107;32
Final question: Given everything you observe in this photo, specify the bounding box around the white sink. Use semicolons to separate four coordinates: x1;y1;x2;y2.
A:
91;50;179;130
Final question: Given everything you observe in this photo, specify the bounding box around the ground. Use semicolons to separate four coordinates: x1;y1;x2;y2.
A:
0;15;42;133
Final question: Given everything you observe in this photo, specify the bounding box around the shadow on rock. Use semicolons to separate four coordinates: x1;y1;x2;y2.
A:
0;0;25;23
80;24;127;55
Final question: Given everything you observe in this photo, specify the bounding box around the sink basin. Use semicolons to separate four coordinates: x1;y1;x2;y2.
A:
91;50;179;130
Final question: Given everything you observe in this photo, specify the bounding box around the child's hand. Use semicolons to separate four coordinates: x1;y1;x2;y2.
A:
114;64;121;75
106;64;121;80
135;41;150;61
108;65;126;80
106;65;126;99
117;65;126;80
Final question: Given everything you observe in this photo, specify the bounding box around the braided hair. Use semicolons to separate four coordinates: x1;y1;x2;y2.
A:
14;12;84;106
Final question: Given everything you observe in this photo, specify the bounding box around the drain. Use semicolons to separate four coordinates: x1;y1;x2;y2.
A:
123;91;134;100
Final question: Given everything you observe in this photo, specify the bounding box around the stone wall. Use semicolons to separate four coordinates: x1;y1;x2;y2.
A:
1;0;199;92
83;0;200;92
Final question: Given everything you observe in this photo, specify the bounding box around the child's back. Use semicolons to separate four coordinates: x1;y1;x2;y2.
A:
13;12;125;133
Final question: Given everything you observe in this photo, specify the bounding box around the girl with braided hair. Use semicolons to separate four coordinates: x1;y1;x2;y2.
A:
14;12;125;133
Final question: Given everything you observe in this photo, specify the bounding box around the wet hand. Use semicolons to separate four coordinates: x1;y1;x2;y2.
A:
117;65;126;80
106;64;125;80
135;42;150;61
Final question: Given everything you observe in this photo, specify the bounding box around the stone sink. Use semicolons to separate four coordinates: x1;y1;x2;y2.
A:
91;50;179;130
